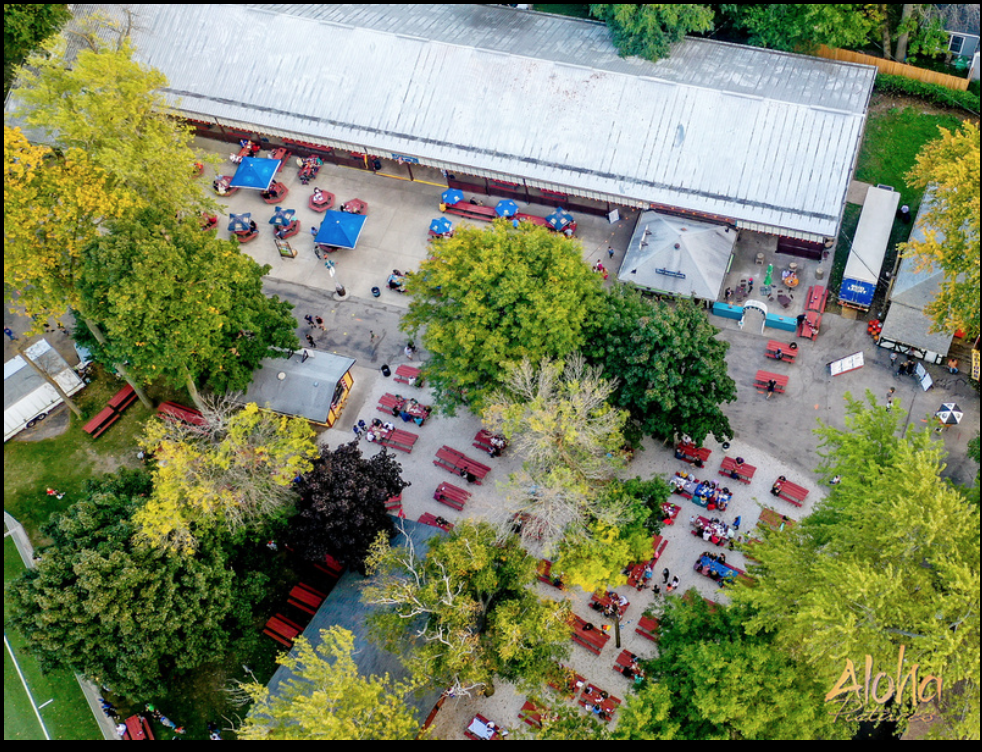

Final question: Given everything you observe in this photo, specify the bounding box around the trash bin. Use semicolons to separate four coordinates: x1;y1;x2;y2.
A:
381;365;391;377
371;286;381;298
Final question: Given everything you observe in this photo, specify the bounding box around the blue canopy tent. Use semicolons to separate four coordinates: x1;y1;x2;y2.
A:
315;210;368;249
229;157;281;190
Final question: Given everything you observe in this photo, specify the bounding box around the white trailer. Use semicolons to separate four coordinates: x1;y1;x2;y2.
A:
4;340;86;442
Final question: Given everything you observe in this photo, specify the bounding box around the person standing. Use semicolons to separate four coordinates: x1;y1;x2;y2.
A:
766;379;777;399
305;334;316;348
315;316;325;331
303;315;315;327
886;387;896;411
607;246;615;259
662;567;670;585
3;327;17;341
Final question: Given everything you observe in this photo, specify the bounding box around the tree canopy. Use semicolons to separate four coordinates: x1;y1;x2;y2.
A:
402;220;603;413
584;287;736;445
899;122;980;339
238;627;422;741
5;470;237;699
723;4;882;54
3;4;71;89
78;207;300;400
364;521;571;696
590;4;714;61
289;441;409;573
732;394;981;740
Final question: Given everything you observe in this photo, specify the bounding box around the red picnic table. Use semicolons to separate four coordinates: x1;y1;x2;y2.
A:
636;615;660;642
386;493;404;517
661;501;681;523
308;190;335;212
675;441;711;467
375;427;418;453
590;591;630;619
765;339;798;363
798;286;828;340
157;401;206;428
754;370;788;396
536;559;566;590
614;649;646;682
473;429;507;457
340;198;367;215
465;714;504;740
264;613;304;647
378;393;431;425
273;219;301;240
434;446;491;484
419;512;454;532
548;665;586;699
442;201;498;222
570;614;610;655
692;516;734;547
719;456;756;484
213;175;240;197
434;481;471;511
757;508;796;532
315;554;344;580
287;583;327;616
268;147;291;168
771;476;809;507
123;715;155;740
261;181;289;204
579;684;621;723
518;700;543;729
233;228;259;243
626;535;668;589
394;364;422;386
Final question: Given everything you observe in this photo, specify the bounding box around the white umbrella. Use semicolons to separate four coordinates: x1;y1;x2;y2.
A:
935;403;963;426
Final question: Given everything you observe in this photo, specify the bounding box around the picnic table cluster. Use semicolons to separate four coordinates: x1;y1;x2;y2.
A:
770;475;809;507
668;472;732;511
82;384;138;439
377;393;431;426
694;554;750;589
529;668;622;725
263;553;343;648
798;285;828;340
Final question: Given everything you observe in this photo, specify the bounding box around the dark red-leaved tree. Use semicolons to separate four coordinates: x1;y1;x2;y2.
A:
289;442;409;573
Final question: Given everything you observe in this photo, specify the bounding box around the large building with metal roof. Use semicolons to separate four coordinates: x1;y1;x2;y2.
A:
64;4;876;245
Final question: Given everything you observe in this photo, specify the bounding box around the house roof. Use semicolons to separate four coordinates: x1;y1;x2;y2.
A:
237;349;356;424
56;3;876;239
265;519;446;725
618;211;737;299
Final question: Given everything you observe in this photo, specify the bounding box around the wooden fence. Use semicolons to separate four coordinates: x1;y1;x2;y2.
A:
816;45;970;91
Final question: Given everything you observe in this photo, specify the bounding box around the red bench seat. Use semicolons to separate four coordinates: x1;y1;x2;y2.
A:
719;456;756;484
434;482;471;511
754;370;788;395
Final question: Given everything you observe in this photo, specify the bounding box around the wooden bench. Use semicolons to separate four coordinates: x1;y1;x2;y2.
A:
419;512;454;532
157;401;206;427
570;615;609;656
377;393;406;415
719;456;756;484
614;649;645;680
82;406;121;439
772;477;809;507
798;286;828;340
518;700;543;729
636;615;660;642
393;365;422;386
536;559;565;590
757;508;796;533
765;340;798;364
754;370;788;396
434;482;471;511
107;384;137;412
385;493;404;515
287;583;327;616
376;428;418;453
675;442;711;467
433;446;491;484
443;202;499;222
263;613;304;648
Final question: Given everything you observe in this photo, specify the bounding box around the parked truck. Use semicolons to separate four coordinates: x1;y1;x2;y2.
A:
4;339;86;442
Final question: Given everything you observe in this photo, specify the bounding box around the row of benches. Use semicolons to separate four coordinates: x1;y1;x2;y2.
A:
81;384;139;439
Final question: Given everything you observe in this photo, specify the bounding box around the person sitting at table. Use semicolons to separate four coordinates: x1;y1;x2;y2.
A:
771;477;786;496
312;186;325;203
247;220;258;234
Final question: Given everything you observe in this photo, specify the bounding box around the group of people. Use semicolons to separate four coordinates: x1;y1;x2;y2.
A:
298;155;323;184
384;395;431;427
617;653;646;684
589;591;629;620
694;554;735;587
387;270;408;293
354;418;396;443
670;472;731;512
690;516;737;547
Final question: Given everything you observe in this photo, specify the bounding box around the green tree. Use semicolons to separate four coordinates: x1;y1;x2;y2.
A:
78;207;299;404
238;627;422;741
590;4;714;61
364;521;572;696
585;286;736;445
3;4;71;88
11;26;213;214
5;470;236;699
899;122;980;339
517;698;611;740
402;220;603;413
615;596;845;740
723;4;882;53
135;401;318;554
732;395;981;740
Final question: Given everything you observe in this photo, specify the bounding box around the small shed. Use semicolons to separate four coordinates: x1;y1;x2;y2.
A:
618;212;737;301
238;349;356;428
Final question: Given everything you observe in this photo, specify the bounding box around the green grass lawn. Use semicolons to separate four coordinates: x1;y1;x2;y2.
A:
4;536;102;741
3;367;186;544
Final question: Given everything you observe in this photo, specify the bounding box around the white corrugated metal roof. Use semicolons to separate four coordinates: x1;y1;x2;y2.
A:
64;4;877;237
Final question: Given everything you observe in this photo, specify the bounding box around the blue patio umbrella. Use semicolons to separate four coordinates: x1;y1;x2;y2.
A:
441;188;464;206
430;217;453;235
315;210;368;249
546;208;573;231
228;156;280;190
269;207;296;226
227;213;252;232
496;199;518;218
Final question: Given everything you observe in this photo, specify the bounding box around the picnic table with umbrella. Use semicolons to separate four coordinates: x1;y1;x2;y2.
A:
269;207;300;239
228;212;258;243
229;156;279;192
441;188;464;207
315;210;368;253
545;208;577;235
429;216;453;240
935;403;963;431
496;199;519;218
